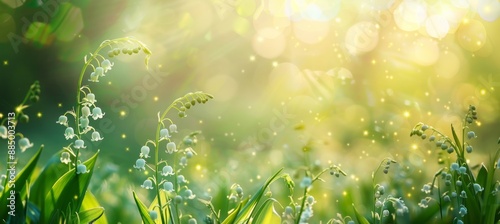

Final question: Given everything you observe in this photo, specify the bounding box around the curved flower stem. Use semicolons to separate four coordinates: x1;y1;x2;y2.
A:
154;98;183;224
73;37;151;172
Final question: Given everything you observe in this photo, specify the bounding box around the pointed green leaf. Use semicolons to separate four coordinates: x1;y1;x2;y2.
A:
221;197;247;224
43;151;99;222
450;124;462;152
133;191;155;224
5;192;25;224
233;168;283;223
0;145;43;220
476;164;488;189
30;149;72;213
79;191;108;224
253;199;281;223
352;204;370;224
78;207;105;223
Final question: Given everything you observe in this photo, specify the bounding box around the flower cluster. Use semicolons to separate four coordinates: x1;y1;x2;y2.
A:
411;105;479;156
0;81;41;152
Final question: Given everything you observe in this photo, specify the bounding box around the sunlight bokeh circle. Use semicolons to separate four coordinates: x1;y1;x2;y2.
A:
407;37;440;66
283;0;341;21
477;0;500;22
252;27;286;59
344;21;379;55
268;62;305;95
292;20;330;44
434;51;460;78
204;75;238;102
425;15;450;39
455;19;487;52
393;1;427;32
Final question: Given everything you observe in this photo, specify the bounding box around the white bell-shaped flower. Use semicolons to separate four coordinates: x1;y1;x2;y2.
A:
89;72;99;82
65;127;76;139
134;158;146;171
60;151;71;164
169;124;178;133
76;164;89;174
160;128;171;140
81;106;91;118
80;117;90;131
140;146;150;158
101;59;114;73
163;181;174;192
74;139;86;149
161;165;174;176
19;138;34;152
91;107;105;120
91;131;103;141
84;93;96;106
0;125;6;139
56;115;68;126
166;142;176;154
141;179;153;189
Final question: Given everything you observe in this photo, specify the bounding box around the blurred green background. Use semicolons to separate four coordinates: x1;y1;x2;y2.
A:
1;0;500;222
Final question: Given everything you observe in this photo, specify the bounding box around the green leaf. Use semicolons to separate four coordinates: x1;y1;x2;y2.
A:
450;124;463;153
476;164;488;189
0;145;43;221
79;191;108;224
30;149;72;213
221;197;248;224
233;168;283;223
352;204;370;224
78;207;105;223
6;192;25;224
253;199;281;224
133;191;155;224
42;151;99;222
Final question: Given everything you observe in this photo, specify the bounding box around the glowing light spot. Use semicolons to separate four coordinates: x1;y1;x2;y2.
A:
37;112;42;118
121;134;127;139
327;132;332;136
363;130;369;136
252;151;256;156
108;81;112;85
272;61;278;67
249;55;256;61
412;144;418;150
403;111;410;118
476;121;481;126
481;89;486;95
407;193;412;198
199;120;203;124
196;164;201;171
371;59;376;65
323;193;328;198
380;98;385;102
120;111;127;117
144;171;149;175
154;96;159;101
343;191;347;196
58;103;63;107
125;147;130;151
128;169;132;173
257;175;261;180
3;60;7;65
0;113;3;119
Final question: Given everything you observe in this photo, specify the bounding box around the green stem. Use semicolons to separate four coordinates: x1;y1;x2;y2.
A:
155;98;183;224
295;186;308;224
